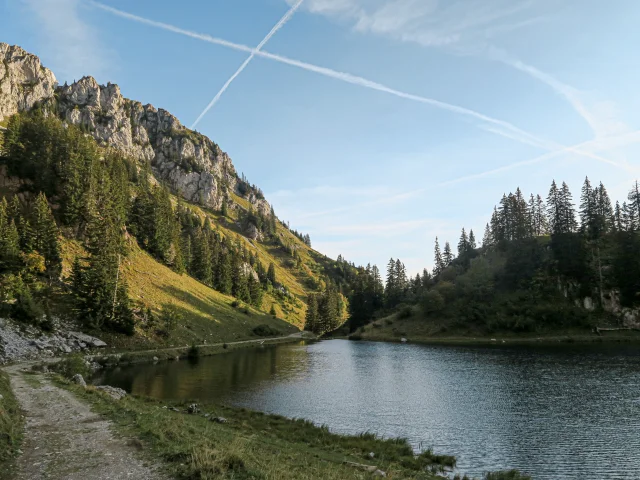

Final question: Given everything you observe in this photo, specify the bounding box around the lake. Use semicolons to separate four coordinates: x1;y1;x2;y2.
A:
93;339;640;479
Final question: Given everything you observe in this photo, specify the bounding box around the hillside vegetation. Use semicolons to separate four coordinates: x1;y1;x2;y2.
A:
349;182;640;342
0;111;349;345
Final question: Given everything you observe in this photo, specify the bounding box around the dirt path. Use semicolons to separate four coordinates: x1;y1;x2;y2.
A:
5;365;169;480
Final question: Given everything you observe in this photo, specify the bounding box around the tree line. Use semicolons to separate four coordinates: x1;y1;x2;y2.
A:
1;111;287;334
346;177;640;333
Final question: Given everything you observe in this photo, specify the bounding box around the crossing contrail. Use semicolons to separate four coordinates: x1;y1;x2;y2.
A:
88;0;552;150
88;0;623;169
190;0;304;128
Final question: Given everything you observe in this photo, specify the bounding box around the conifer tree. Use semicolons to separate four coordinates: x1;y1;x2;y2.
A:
468;229;476;250
443;241;454;266
482;223;493;247
192;230;213;285
628;180;640;224
458;228;469;257
267;262;277;286
433;238;445;275
305;294;319;332
248;274;263;307
31;193;61;277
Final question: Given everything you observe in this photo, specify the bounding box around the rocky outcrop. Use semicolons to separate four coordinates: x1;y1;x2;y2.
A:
0;43;57;121
0;317;108;364
0;43;272;220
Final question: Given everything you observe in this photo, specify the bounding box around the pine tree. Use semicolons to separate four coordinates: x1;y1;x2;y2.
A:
267;262;277;286
30;192;61;276
221;198;228;217
433;238;445;275
468;229;476;250
482;223;493;247
192;230;213;285
560;182;578;233
547;180;562;234
458;228;469;257
443;241;453;266
305;295;319;332
628;180;640;225
248;274;263;307
614;201;623;232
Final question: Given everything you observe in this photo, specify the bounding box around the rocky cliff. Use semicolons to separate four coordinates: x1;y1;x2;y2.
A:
0;43;270;216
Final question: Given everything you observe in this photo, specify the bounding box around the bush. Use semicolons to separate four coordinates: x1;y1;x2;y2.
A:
420;290;445;315
397;305;413;319
159;304;183;337
231;300;240;308
50;355;89;379
253;324;279;337
187;344;200;360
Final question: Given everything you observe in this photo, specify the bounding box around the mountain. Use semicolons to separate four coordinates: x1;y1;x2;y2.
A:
0;42;352;349
1;42;268;217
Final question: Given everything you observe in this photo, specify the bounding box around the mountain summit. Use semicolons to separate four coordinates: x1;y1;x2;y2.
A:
0;42;270;217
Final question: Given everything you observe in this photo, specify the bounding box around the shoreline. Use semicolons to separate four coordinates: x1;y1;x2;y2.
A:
348;330;640;347
89;331;315;367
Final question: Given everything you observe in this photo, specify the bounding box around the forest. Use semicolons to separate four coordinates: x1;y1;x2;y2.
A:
346;178;640;334
0;111;345;336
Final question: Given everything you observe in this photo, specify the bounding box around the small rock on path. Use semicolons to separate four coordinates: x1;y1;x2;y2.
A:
5;366;168;480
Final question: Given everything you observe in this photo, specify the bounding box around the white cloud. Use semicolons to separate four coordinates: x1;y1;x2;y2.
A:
293;0;632;153
289;0;539;47
22;0;111;81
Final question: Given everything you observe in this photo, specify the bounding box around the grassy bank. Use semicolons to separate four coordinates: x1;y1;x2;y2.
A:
56;378;457;480
0;371;23;480
90;334;312;366
352;314;640;346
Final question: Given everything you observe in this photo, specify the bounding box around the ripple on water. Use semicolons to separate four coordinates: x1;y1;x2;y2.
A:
93;340;640;480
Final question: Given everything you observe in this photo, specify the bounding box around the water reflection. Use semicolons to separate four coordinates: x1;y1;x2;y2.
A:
94;341;312;402
94;340;640;479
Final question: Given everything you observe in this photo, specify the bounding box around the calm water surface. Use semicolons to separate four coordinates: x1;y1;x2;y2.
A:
94;340;640;479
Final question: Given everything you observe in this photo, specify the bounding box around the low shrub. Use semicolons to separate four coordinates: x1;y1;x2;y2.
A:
252;324;279;337
50;354;89;379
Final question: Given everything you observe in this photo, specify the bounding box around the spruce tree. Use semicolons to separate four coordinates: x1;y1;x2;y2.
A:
433;238;444;275
305;295;319;333
30;193;61;276
267;262;277;286
443;241;453;266
628;180;640;224
482;223;493;247
458;228;469;257
468;229;476;250
248;274;263;307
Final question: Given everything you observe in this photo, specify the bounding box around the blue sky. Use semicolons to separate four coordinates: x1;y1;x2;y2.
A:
2;0;640;275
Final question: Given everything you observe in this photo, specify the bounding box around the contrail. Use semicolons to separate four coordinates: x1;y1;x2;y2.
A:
191;0;304;128
88;0;551;151
88;1;624;169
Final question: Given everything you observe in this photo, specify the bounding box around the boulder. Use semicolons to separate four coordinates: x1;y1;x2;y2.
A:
95;385;127;400
211;417;228;424
373;470;387;477
68;332;107;348
187;403;200;414
72;374;86;387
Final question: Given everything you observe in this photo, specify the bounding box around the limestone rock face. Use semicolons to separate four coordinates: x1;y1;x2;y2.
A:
0;43;272;220
0;44;57;121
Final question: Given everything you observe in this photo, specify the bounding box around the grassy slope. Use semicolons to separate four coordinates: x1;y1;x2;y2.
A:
58;378;452;480
61;239;299;350
0;371;23;480
356;309;640;345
